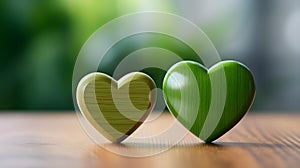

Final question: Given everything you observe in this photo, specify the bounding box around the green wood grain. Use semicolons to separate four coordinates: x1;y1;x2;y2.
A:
77;72;156;143
163;60;255;142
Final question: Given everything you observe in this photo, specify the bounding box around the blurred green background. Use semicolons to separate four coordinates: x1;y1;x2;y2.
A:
0;0;299;111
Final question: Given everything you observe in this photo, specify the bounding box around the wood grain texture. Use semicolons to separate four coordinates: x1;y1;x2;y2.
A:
76;72;156;143
0;112;299;168
163;60;255;142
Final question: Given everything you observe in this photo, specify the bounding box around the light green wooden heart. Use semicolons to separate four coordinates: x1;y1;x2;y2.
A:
163;60;255;142
76;72;156;143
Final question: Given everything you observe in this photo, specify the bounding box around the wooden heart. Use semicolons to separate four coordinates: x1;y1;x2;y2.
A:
163;60;256;142
77;72;156;143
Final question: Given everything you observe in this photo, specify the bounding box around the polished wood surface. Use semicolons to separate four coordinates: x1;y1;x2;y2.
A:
0;112;300;168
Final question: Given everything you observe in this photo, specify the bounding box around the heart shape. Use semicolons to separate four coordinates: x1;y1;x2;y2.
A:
76;72;156;143
163;60;255;142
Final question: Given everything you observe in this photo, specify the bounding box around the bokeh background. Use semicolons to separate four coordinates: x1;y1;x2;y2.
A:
0;0;299;112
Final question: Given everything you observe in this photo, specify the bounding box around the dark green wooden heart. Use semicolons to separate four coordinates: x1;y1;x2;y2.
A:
77;72;156;143
163;60;255;142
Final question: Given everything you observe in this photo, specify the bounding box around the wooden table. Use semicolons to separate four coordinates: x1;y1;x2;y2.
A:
0;112;299;168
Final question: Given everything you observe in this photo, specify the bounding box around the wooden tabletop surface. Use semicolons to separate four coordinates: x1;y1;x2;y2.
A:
0;112;299;168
